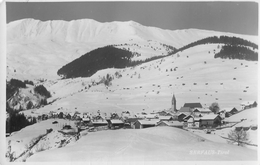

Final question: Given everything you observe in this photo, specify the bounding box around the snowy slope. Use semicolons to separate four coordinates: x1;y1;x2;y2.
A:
6;119;77;161
7;19;258;80
21;43;257;118
27;127;257;161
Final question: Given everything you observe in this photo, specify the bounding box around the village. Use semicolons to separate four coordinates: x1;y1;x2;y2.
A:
19;99;257;136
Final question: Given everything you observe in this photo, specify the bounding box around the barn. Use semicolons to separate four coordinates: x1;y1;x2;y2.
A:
109;119;124;129
133;120;158;129
199;114;222;128
125;117;141;129
90;120;108;127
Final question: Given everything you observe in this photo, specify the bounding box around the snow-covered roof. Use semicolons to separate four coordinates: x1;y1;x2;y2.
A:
82;118;90;121
158;121;183;126
240;101;257;106
92;120;108;124
110;119;124;124
183;115;194;120
137;120;158;125
194;108;212;113
200;114;219;120
158;116;172;120
221;107;237;113
177;112;189;116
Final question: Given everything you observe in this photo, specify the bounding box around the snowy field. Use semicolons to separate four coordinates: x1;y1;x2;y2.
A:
21;44;258;117
27;127;257;161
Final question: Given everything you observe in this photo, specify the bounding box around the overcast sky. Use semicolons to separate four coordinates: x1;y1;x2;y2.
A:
6;1;258;35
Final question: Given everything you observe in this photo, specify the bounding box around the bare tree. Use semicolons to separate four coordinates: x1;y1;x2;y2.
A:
227;129;250;147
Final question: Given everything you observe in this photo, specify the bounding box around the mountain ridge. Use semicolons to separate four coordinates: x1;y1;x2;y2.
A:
7;18;258;80
8;18;258;47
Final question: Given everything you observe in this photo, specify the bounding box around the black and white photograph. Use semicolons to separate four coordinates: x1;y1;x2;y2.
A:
1;0;258;163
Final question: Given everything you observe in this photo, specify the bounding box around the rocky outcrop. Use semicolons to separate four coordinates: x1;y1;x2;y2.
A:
7;88;48;111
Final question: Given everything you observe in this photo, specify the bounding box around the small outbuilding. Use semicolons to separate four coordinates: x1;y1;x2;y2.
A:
90;120;108;127
109;119;124;129
133;120;158;129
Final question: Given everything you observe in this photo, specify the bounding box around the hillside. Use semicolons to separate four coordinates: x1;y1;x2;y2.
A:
57;35;258;79
21;43;258;118
57;45;173;79
7;19;258;80
57;46;135;78
26;127;256;161
6;79;51;111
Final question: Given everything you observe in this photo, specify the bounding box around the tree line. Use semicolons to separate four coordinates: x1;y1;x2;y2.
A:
214;45;257;61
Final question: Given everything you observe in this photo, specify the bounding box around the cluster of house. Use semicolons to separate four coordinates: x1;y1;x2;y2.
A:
29;100;257;131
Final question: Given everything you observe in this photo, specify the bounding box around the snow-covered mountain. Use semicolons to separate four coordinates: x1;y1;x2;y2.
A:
7;19;258;80
6;18;258;162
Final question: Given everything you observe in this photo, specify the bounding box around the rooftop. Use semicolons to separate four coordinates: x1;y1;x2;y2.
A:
159;121;183;126
183;103;202;108
137;120;158;125
179;107;192;113
200;114;219;120
110;119;124;124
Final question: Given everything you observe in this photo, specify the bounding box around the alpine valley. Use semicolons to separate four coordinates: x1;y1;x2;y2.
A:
5;18;258;162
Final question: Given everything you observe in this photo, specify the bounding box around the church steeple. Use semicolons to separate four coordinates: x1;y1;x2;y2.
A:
171;93;177;112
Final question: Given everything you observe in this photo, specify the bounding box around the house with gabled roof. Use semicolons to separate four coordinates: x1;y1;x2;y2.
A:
124;116;141;128
199;114;222;128
183;115;194;122
108;119;124;129
133;120;158;129
90;120;108;127
186;117;195;128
